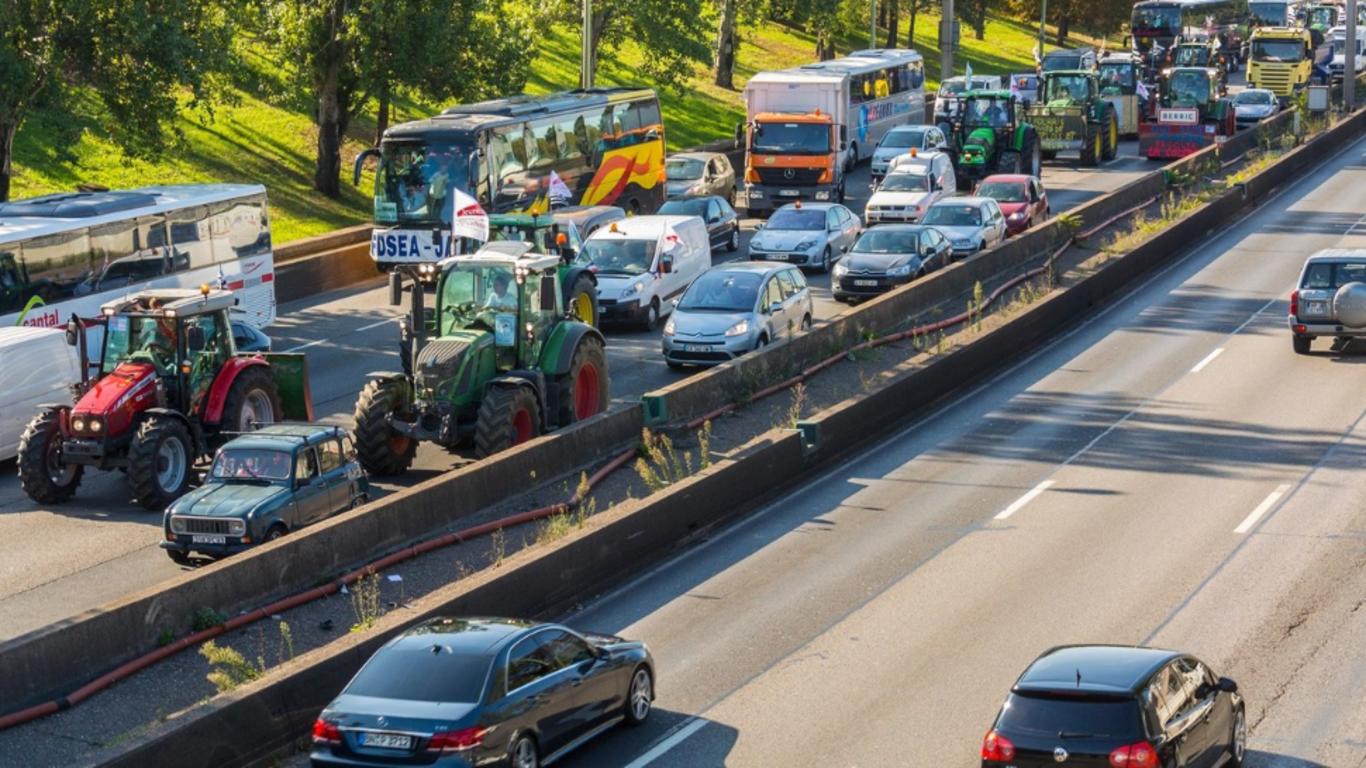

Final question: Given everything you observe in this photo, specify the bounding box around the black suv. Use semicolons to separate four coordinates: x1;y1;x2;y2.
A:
982;645;1245;768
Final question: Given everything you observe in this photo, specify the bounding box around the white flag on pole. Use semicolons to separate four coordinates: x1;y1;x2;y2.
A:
965;61;974;87
450;189;489;243
548;171;573;206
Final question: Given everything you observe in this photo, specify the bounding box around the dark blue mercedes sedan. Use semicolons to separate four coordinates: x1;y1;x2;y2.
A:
311;617;655;768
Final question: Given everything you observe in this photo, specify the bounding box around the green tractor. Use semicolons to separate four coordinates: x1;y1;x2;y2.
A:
1026;70;1120;166
354;243;610;474
946;90;1043;190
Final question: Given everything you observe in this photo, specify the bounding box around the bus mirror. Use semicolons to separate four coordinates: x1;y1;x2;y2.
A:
65;317;80;347
540;275;558;312
352;148;379;186
467;149;481;190
388;271;403;307
839;125;848;142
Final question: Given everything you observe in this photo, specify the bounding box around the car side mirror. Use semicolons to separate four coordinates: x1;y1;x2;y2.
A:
186;325;206;352
769;301;782;315
388;271;403;307
660;255;673;274
1218;677;1238;694
65;317;80;347
755;222;765;230
540;275;558;312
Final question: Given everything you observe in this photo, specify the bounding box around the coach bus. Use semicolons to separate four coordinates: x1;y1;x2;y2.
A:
353;87;667;273
0;184;275;339
1131;0;1252;62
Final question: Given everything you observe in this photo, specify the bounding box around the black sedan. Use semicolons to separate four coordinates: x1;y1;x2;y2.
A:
831;224;952;303
311;617;655;768
982;645;1245;768
658;195;740;253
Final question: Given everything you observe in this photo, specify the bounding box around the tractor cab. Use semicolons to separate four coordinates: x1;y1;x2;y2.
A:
1041;71;1097;107
1167;40;1228;93
94;289;238;400
434;244;565;371
950;91;1042;186
1098;56;1141;96
488;213;577;263
1161;67;1220;110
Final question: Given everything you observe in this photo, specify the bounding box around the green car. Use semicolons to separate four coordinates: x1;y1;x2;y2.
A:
159;425;369;563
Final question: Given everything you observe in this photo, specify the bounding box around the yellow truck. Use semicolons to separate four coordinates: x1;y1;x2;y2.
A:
1246;27;1315;100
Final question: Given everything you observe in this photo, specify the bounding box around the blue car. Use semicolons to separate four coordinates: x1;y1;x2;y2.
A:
160;424;368;563
311;617;655;768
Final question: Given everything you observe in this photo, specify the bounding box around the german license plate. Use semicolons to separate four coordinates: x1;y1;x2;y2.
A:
779;189;800;197
854;280;878;287
359;732;412;750
1307;301;1328;314
683;344;712;353
192;535;226;545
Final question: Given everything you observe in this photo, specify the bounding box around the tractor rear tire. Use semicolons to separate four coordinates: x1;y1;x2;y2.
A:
565;274;600;327
220;365;282;432
1025;132;1042;177
1080;126;1102;167
17;408;83;505
1042;150;1058;161
1102;107;1119;161
996;150;1023;174
353;378;417;476
554;335;611;428
475;385;540;458
128;415;196;511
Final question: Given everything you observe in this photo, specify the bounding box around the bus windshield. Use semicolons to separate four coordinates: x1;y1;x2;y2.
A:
375;141;474;227
1252;39;1303;61
1131;5;1180;34
751;122;831;155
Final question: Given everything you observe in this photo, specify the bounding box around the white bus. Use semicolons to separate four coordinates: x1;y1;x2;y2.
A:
0;185;276;339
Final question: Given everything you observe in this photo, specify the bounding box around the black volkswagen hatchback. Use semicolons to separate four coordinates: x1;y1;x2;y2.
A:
982;645;1245;768
311;617;655;768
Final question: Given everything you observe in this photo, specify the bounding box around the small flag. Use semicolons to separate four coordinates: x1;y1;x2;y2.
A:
965;61;974;86
1136;80;1151;100
450;189;489;242
548;171;573;207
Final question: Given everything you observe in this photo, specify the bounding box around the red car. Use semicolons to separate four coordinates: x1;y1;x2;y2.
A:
974;174;1049;236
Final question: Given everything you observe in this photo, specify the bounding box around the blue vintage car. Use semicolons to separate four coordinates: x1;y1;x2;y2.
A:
160;424;369;563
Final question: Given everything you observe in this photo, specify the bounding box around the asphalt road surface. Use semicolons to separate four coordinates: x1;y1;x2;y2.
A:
548;133;1366;767
0;137;1163;643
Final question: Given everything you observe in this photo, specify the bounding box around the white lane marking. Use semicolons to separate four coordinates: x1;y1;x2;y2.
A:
283;338;327;353
622;717;709;768
994;480;1056;520
282;316;399;353
1234;484;1291;534
1190;347;1224;373
357;317;398;332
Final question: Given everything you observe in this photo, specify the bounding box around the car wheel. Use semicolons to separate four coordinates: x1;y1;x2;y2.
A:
727;226;740;252
641;299;660;332
800;314;812;331
1293;335;1311;354
666;360;685;370
509;734;539;768
1228;706;1247;767
756;334;768;350
167;549;192;566
821;246;833;273
624;666;654;726
977;240;986;253
265;525;286;542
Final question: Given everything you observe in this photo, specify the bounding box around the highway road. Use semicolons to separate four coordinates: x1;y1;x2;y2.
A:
0;140;1159;643
550;133;1366;767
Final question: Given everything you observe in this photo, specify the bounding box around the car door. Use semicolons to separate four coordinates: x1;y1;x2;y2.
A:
705;198;726;247
291;447;330;526
781;268;812;329
544;630;619;731
1151;661;1207;768
502;631;582;755
837;207;859;252
314;436;351;516
1177;657;1228;768
760;276;786;340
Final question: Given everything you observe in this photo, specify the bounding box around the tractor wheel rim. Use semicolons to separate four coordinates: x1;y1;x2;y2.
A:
156;436;187;493
46;438;74;485
512;408;534;444
388;434;411;454
574;362;602;420
572;293;593;324
240;390;275;430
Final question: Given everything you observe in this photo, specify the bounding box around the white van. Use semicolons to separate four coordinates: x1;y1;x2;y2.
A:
0;326;82;461
580;215;710;331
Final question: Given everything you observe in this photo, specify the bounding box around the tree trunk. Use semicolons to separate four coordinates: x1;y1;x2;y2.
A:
822;37;836;60
713;0;737;89
907;0;918;47
878;1;887;30
0;118;17;203
375;85;390;145
885;0;899;48
1056;14;1070;45
313;0;347;197
974;0;986;39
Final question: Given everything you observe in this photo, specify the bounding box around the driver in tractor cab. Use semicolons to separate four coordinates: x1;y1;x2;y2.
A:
482;270;518;314
137;298;179;374
987;101;1008;127
186;314;226;415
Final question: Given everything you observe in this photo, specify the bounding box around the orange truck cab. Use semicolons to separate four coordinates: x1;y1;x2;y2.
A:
740;110;846;216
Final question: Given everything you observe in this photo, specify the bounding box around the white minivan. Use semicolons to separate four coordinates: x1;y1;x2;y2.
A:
579;215;711;331
0;326;82;461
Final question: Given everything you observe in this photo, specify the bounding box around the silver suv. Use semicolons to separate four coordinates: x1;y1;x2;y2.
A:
1289;249;1366;354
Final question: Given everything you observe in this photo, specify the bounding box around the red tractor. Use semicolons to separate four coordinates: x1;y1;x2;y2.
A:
17;288;313;510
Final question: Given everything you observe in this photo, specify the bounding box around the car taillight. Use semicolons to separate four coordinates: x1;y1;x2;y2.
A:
1109;741;1159;768
312;718;341;744
427;725;487;753
1290;289;1299;317
981;729;1016;761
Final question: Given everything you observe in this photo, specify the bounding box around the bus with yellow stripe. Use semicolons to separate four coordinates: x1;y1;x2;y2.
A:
354;87;667;275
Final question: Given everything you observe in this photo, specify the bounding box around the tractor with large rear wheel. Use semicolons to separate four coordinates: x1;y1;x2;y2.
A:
354;241;610;475
17;288;313;510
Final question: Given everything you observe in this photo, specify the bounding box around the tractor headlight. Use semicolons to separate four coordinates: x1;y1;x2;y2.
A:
88;417;103;433
71;415;86;432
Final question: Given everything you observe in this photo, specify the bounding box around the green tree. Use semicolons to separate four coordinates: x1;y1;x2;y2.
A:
543;0;712;92
266;0;533;198
1008;0;1131;45
0;0;236;201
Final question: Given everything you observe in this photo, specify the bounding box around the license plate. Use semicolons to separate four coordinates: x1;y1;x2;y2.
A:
191;535;226;545
778;189;800;197
683;344;712;353
1307;301;1328;314
853;280;879;287
359;732;412;750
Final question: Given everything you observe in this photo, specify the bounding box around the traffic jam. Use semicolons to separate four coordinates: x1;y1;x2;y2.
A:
0;1;1362;765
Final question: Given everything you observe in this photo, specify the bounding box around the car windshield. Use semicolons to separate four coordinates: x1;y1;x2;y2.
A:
210;448;293;482
878;173;931;192
439;264;518;334
997;693;1145;740
1045;75;1091;104
345;644;493;704
881;128;927;149
581;238;655;275
1235;90;1274;105
854;230;919;254
666;158;705;181
923;205;982;227
678;270;763;312
767;208;826;231
940;80;968;96
977;181;1028;202
101;313;178;375
1301;261;1366;289
1252;39;1304;61
374;140;473;227
751;122;831;155
659;199;709;217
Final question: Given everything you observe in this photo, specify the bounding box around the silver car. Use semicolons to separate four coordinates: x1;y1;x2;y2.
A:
1232;88;1278;126
663;262;814;368
747;202;861;272
922;196;1008;258
666;152;737;200
1289;249;1366;354
870;125;950;181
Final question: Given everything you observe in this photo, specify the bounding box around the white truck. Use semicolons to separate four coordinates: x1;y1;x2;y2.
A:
1329;26;1366;81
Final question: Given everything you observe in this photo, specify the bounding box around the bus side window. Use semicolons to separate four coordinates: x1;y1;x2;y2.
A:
618;102;644;147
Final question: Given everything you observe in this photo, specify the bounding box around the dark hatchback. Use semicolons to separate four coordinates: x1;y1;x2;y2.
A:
832;224;952;302
311;617;655;768
982;645;1245;768
659;195;740;253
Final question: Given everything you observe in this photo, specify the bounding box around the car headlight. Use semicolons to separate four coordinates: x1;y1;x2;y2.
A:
795;239;818;251
228;519;246;536
71;415;86;432
1008;211;1027;221
663;317;675;336
887;263;913;278
724;319;750;337
621;281;644;299
833;262;849;277
170;516;187;534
